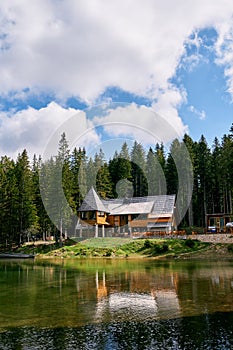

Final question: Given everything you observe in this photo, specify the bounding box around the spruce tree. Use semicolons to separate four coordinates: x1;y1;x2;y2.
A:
131;141;147;197
15;150;37;244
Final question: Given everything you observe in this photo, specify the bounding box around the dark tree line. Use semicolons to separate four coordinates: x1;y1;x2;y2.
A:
0;125;233;245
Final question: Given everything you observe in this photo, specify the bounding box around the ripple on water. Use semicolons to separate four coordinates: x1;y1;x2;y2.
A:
0;312;233;349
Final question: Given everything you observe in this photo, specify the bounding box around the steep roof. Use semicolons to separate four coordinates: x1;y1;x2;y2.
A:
103;195;175;216
78;187;109;212
105;201;154;215
150;195;176;215
78;187;176;216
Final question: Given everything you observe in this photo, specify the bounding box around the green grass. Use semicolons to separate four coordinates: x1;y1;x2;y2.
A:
81;237;133;248
16;237;210;259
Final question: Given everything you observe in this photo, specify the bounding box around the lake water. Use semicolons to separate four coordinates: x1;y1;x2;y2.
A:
0;258;233;349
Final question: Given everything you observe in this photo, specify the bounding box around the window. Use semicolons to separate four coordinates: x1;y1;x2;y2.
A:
81;212;87;220
89;211;96;220
81;211;96;220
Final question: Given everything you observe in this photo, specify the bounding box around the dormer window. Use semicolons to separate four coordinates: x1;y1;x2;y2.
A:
81;211;96;220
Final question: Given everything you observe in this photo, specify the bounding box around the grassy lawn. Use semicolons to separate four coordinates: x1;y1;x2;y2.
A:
81;237;134;248
16;237;210;259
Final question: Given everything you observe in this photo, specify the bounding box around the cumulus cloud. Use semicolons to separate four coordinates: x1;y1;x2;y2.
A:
215;21;233;99
0;102;100;159
93;102;187;145
0;0;233;102
1;0;233;156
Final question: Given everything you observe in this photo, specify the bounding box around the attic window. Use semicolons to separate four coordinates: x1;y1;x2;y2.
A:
81;211;96;220
98;211;105;217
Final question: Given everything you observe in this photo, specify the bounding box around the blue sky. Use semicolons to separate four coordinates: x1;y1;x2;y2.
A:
0;1;233;159
175;28;233;146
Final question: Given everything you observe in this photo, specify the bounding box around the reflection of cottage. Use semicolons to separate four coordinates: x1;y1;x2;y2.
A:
94;271;180;322
95;292;158;322
76;187;176;237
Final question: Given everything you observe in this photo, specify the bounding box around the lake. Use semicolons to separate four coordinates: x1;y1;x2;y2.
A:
0;258;233;349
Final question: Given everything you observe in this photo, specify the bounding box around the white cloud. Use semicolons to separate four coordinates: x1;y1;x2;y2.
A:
0;102;100;159
93;102;187;145
0;0;233;101
215;21;233;99
1;0;233;156
189;105;206;120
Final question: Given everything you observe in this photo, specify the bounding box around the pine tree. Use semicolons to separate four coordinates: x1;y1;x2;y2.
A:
94;149;114;198
70;147;87;211
220;134;233;214
195;135;212;227
109;143;133;198
0;156;18;245
131;141;147;197
15;150;37;244
86;157;96;191
32;154;51;241
96;162;113;199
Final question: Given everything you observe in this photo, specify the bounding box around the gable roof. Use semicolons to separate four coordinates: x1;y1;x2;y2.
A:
103;195;176;216
150;195;176;215
103;200;154;215
78;187;176;216
78;187;109;212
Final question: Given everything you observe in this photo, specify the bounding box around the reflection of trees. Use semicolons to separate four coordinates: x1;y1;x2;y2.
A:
2;312;233;349
1;260;233;349
175;263;233;317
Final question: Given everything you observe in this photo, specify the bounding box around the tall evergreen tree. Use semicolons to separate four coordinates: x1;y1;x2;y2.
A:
220;134;233;214
86;157;96;191
94;149;114;198
96;162;113;199
146;147;166;195
15;150;37;244
195;135;212;227
32;154;51;240
109;143;133;197
70;147;87;211
0;156;18;245
131;141;147;197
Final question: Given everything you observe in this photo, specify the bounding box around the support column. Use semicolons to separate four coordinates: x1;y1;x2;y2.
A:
80;227;82;238
95;224;98;238
102;225;105;238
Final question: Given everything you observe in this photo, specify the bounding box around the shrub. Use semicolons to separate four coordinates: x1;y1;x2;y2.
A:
153;242;169;254
227;244;233;253
103;249;113;257
143;239;153;249
184;238;195;248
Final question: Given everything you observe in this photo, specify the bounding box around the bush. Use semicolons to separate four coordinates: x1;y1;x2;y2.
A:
227;244;233;253
184;238;195;248
153;242;169;254
103;249;113;257
143;239;153;249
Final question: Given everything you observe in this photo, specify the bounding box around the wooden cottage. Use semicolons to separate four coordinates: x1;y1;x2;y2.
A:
76;187;176;238
77;187;110;238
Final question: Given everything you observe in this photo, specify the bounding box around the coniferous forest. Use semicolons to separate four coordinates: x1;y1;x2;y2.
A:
0;124;233;246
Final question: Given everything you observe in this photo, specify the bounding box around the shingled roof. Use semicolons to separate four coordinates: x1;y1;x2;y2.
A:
78;187;176;216
103;195;175;216
78;187;109;212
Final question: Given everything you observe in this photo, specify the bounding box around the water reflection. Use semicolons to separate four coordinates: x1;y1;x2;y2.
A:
0;259;233;348
1;259;233;328
94;270;181;322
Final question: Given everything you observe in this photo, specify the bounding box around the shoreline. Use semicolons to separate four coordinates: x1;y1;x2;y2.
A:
4;235;233;260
